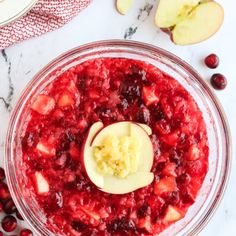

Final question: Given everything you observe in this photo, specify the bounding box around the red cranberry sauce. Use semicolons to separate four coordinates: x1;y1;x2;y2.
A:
21;58;209;235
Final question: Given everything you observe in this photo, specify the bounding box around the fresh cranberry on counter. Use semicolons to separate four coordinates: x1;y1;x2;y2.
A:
204;53;219;69
210;73;227;90
1;215;17;232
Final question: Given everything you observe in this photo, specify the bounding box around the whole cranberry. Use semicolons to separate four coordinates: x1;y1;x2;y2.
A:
204;54;219;68
3;199;17;214
1;215;17;232
0;167;5;181
0;181;10;200
20;229;33;236
16;210;24;220
210;73;227;90
0;231;3;236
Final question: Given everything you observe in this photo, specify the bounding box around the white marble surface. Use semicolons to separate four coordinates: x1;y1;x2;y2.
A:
0;0;235;235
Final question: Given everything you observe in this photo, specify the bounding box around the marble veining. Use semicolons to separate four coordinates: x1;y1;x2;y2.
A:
124;1;156;40
0;49;14;111
137;3;154;21
124;26;138;39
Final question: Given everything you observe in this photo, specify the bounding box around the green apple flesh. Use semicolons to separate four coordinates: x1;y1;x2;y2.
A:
172;2;224;45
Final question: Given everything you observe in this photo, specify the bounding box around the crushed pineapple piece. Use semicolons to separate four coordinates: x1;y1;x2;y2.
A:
93;135;141;178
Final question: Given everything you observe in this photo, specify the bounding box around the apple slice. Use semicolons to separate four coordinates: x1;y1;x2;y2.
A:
137;123;152;136
102;172;154;194
172;2;224;45
82;121;104;189
82;121;154;194
155;0;224;45
116;0;134;15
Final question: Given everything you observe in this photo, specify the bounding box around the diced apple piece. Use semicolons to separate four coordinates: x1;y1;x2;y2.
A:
162;163;177;177
187;144;200;161
172;2;224;45
138;216;153;233
155;0;201;28
33;172;49;195
142;86;159;106
161;130;180;146
116;0;134;15
154;177;176;195
36;141;56;157
57;93;75;107
31;94;55;115
163;205;184;223
102;172;154;194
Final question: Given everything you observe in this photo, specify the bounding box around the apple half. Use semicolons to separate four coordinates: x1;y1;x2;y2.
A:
155;0;224;45
82;121;154;194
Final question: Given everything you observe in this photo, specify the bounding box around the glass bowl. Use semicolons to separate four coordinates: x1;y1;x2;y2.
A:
4;40;231;236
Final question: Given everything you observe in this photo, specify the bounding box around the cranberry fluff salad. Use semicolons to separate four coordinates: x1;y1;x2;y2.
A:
20;58;208;235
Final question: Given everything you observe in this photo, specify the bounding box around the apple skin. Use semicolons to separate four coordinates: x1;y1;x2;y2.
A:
160;28;172;36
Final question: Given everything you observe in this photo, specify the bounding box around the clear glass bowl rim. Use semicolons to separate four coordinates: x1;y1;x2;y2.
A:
4;40;232;236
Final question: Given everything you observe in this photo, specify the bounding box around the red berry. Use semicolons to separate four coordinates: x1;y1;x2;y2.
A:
204;54;219;69
16;210;24;220
0;181;11;200
3;199;17;214
0;231;3;236
20;229;33;236
0;168;5;181
1;215;17;232
210;73;227;90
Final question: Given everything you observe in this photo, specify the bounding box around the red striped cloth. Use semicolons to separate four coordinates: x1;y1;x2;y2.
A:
0;0;91;49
